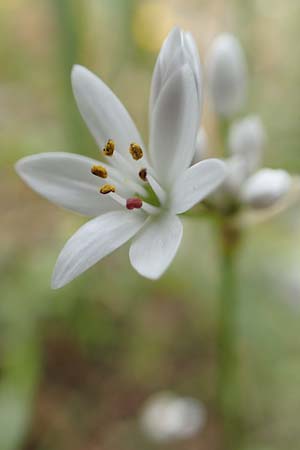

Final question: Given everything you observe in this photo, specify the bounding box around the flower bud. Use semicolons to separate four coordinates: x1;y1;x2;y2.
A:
228;115;266;174
241;168;292;208
140;392;206;442
193;128;208;164
206;33;247;117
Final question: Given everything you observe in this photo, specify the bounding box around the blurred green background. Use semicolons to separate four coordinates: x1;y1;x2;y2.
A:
1;0;300;449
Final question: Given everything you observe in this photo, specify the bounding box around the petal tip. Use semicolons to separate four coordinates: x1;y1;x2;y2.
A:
51;269;65;290
71;64;92;87
51;280;61;290
71;64;85;76
168;25;182;38
14;156;33;180
130;257;164;281
14;158;23;176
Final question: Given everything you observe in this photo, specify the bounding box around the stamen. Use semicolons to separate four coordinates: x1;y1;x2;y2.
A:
129;143;143;160
126;197;143;210
139;168;147;181
91;165;108;178
100;184;116;194
102;139;115;156
147;174;167;205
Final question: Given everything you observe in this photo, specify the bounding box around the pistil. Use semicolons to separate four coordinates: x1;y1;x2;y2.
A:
126;197;143;210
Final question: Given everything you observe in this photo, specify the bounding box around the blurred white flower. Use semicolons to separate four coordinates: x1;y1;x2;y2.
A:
15;27;226;289
241;168;292;208
140;392;206;442
221;155;249;196
206;33;247;117
221;115;266;196
193;128;208;164
210;115;293;212
228;115;266;174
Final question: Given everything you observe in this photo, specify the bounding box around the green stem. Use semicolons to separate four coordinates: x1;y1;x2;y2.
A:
217;220;242;449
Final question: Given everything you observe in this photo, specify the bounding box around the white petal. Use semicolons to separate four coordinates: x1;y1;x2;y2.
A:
192;128;208;164
241;168;292;208
150;64;199;189
71;65;144;157
170;159;226;214
52;210;146;289
228;115;266;174
150;27;183;111
129;214;183;279
206;33;247;117
15;152;120;216
150;28;201;112
183;31;202;98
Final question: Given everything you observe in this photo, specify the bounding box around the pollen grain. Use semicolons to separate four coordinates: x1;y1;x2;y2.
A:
129;143;143;160
91;165;108;178
102;139;115;156
99;184;116;194
139;168;147;181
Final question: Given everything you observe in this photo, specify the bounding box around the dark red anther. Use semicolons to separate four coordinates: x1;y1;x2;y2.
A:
126;197;143;210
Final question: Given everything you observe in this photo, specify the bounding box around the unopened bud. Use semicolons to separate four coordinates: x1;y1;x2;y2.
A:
241;168;292;208
206;33;247;117
228;115;266;174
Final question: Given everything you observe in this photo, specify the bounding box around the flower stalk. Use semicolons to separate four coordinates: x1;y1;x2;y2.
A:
217;218;242;449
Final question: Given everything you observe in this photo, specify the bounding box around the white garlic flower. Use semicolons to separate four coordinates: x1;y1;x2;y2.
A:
206;33;247;117
140;392;206;442
15;27;226;288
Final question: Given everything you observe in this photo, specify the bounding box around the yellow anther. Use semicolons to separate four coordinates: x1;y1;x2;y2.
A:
102;139;115;156
129;143;143;160
139;168;147;181
99;184;116;194
91;165;108;178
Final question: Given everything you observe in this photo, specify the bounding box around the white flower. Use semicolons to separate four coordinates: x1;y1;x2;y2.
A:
241;168;292;208
206;33;247;117
140;392;206;442
15;27;226;289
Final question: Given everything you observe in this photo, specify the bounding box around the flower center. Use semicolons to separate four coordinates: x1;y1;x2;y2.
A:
90;139;158;211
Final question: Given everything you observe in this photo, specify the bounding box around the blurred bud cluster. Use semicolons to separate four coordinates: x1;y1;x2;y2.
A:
199;33;296;218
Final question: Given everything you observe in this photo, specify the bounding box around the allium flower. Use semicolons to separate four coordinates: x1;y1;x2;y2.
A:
206;33;247;117
140;392;206;442
16;27;226;289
